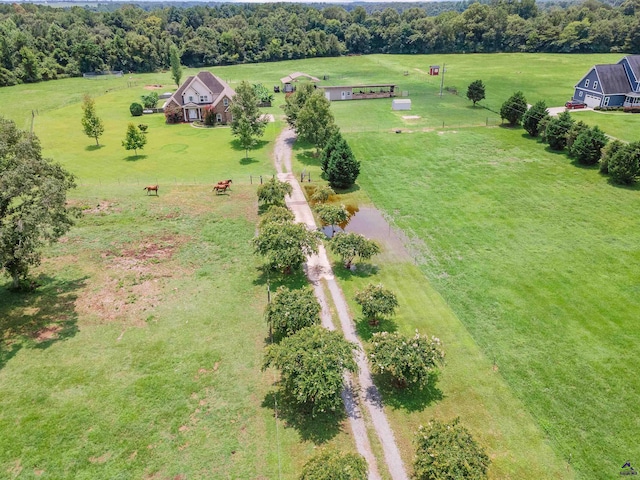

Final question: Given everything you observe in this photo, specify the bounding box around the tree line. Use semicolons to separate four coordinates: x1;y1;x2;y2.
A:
2;0;640;86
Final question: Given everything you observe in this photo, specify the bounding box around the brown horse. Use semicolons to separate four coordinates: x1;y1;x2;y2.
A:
143;184;159;196
213;183;229;194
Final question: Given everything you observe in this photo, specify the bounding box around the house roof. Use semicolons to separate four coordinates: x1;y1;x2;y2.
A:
166;71;235;109
594;64;632;94
280;72;321;84
621;55;640;81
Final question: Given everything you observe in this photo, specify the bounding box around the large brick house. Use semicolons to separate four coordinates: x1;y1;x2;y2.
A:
165;71;235;123
572;55;640;110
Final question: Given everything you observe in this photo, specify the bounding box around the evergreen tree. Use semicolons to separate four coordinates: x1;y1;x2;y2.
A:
326;138;360;189
466;79;486;106
522;100;548;137
570;126;608;165
500;91;527;126
81;94;104;146
608;142;640;185
320;130;342;174
545;111;574;150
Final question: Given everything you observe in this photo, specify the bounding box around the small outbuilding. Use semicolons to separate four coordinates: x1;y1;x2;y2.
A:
280;72;321;93
322;84;397;101
429;65;440;76
392;99;411;111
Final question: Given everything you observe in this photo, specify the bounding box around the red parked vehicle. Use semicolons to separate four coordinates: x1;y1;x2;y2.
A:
565;100;588;109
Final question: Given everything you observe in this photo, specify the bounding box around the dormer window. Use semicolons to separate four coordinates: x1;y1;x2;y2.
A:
189;96;193;102
223;98;229;107
200;95;207;102
593;81;598;90
585;79;590;88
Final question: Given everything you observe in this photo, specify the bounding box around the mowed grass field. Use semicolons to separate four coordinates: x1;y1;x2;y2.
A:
0;53;638;479
343;127;640;479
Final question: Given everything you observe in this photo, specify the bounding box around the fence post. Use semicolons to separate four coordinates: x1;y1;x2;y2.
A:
250;175;253;185
260;175;263;184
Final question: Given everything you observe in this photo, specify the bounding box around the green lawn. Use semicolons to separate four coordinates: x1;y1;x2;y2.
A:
0;185;358;478
342;126;640;479
1;53;639;479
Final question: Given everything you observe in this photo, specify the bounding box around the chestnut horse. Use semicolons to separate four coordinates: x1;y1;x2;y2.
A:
143;184;159;195
213;183;229;194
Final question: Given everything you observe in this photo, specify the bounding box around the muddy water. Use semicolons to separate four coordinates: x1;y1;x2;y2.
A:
345;206;413;262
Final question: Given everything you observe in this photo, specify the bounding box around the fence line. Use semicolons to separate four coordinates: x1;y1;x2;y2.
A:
73;175;277;188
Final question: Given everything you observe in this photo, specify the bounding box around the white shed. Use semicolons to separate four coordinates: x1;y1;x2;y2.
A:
392;99;411;111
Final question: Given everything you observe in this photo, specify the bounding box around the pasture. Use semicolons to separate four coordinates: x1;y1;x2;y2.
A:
0;53;638;479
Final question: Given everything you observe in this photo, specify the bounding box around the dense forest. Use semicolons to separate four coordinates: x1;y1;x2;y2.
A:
1;0;639;86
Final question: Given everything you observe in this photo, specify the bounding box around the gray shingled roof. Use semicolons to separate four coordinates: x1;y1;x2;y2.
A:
595;64;631;94
623;55;640;82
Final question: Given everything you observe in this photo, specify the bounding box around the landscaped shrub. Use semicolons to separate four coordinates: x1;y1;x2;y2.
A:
141;91;158;109
203;105;216;126
129;102;143;117
137;124;148;133
164;105;182;124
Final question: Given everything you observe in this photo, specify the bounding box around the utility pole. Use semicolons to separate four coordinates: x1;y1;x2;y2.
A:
30;110;35;134
439;63;445;97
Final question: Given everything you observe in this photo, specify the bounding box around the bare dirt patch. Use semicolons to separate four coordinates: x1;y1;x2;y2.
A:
402;115;421;120
144;84;164;90
75;235;189;326
82;201;120;215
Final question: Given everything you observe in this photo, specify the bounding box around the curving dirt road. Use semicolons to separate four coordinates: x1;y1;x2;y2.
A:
273;127;408;480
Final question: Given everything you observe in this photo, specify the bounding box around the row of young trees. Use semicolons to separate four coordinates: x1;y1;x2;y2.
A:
253;175;489;478
500;91;640;184
3;0;640;86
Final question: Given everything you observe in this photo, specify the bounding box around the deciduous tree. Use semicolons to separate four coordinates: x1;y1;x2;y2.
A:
414;418;490;480
231;80;267;159
300;450;367;480
330;232;380;269
263;326;357;415
283;83;315;128
310;185;335;204
169;44;182;86
354;283;398;325
259;205;295;228
296;90;336;155
253;221;321;274
369;331;445;389
81;94;104;146
265;286;320;339
0;117;76;290
257;178;293;207
122;123;147;157
466;79;485;106
314;204;350;233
